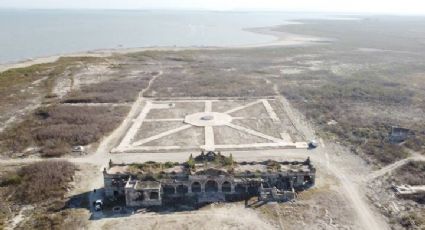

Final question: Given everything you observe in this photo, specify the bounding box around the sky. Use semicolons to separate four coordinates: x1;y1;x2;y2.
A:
1;0;425;15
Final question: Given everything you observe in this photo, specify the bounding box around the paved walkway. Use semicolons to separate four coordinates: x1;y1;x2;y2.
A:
204;126;215;151
261;99;280;122
117;101;153;149
226;123;284;143
132;124;192;146
224;100;262;114
366;151;425;181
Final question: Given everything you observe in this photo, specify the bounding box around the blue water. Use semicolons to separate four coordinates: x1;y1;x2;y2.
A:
0;10;333;64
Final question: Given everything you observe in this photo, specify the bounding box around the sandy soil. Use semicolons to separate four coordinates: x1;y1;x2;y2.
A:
245;26;333;48
94;203;275;230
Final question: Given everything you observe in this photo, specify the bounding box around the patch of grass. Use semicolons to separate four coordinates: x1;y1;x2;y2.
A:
164;161;180;168
266;160;282;171
0;173;22;186
130;161;179;173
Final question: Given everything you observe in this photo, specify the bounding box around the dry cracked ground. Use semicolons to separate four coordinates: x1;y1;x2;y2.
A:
1;16;425;230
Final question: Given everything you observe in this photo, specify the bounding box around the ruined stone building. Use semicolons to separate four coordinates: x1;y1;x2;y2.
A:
103;152;316;207
389;126;412;143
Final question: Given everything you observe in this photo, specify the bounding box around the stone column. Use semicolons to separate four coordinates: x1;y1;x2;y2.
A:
231;184;235;193
296;175;304;186
188;184;192;194
144;191;150;200
290;177;295;188
218;182;223;193
201;182;205;193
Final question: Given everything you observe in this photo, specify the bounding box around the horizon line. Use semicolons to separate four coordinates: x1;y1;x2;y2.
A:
0;7;424;16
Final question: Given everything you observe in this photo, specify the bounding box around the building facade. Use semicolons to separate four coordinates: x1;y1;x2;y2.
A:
103;152;316;207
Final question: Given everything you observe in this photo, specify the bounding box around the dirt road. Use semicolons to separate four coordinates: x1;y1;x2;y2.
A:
326;153;389;230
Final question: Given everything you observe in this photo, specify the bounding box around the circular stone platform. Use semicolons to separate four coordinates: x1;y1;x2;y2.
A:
184;112;232;127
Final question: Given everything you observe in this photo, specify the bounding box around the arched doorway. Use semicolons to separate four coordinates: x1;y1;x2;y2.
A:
222;181;232;193
176;185;188;194
191;182;202;193
205;180;218;193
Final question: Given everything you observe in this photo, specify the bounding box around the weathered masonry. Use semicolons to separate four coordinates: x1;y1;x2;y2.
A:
103;152;316;207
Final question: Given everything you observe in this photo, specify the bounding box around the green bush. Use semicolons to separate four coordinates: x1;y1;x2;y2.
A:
0;174;22;186
164;161;178;168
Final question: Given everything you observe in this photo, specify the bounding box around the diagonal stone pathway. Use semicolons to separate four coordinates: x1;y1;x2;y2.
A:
115;98;308;153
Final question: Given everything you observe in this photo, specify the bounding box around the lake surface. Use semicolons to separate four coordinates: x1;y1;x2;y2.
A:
0;10;341;64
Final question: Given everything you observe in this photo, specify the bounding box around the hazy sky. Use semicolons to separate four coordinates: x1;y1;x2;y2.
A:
1;0;425;14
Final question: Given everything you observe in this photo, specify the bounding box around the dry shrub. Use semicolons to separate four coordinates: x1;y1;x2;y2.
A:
0;105;128;157
0;119;35;153
394;161;425;186
63;77;150;103
147;71;272;98
10;161;76;204
0;56;103;111
0;209;7;230
280;75;417;165
362;140;409;164
16;209;88;230
398;212;425;230
404;125;425;152
34;105;128;157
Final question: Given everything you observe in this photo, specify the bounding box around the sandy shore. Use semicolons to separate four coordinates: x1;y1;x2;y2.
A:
0;24;330;73
243;25;333;47
0;46;213;73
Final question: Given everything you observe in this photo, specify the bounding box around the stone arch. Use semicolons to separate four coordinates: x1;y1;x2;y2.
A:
205;180;218;193
221;181;232;193
176;184;188;194
163;185;175;195
191;182;202;193
150;191;159;200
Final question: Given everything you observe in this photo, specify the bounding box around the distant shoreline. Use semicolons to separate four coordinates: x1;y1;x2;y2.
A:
0;23;330;73
0;46;217;73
